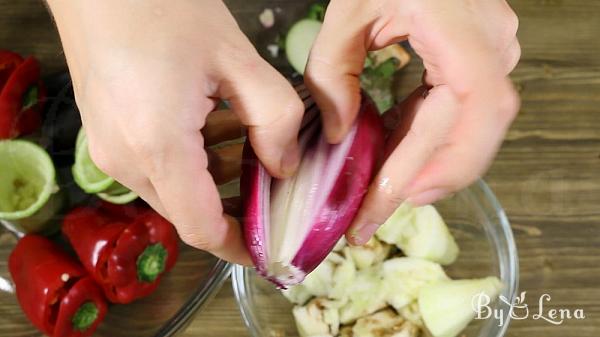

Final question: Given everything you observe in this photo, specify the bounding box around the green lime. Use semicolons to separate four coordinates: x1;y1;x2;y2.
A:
0;140;58;221
72;128;115;193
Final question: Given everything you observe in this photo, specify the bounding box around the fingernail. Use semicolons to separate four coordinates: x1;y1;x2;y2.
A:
322;113;344;144
407;188;448;206
351;223;380;246
280;143;300;177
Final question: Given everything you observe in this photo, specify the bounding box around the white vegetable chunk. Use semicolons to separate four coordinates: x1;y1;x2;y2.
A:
347;237;391;270
339;266;387;324
332;237;347;252
302;259;335;297
293;298;342;337
293;303;330;337
352;309;420;337
282;285;313;305
399;301;424;328
376;203;414;244
330;249;357;302
418;277;504;337
382;257;449;311
377;204;459;265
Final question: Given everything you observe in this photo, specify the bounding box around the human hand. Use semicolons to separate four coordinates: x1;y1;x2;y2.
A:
304;0;521;245
47;0;305;264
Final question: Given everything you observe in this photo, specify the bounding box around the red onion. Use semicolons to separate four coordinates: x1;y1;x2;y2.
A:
241;92;384;287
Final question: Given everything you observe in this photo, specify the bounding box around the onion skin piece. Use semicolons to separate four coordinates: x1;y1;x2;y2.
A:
291;98;384;275
241;94;384;287
241;144;271;279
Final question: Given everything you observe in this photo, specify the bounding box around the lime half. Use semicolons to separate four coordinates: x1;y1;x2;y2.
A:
72;129;115;193
0;140;57;221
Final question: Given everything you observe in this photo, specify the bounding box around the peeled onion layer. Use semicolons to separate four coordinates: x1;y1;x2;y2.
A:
242;94;384;287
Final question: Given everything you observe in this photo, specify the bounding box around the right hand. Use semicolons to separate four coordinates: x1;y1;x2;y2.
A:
305;0;521;245
47;0;305;264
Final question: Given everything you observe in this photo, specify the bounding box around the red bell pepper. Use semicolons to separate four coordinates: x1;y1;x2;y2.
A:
0;50;23;89
62;204;179;304
0;54;45;139
8;235;108;337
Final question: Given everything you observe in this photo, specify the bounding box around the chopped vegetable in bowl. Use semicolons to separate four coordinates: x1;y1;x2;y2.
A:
233;193;516;337
279;204;503;337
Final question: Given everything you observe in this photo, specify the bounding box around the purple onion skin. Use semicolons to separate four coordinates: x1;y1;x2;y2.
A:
241;94;384;287
290;96;383;274
241;143;270;277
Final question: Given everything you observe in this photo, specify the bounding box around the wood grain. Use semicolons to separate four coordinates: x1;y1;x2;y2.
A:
1;0;599;336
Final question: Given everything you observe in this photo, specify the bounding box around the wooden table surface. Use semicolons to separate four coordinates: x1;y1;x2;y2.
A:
2;1;599;336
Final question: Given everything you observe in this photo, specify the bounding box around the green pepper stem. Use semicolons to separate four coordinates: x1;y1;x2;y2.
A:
137;243;168;282
22;85;38;110
72;302;99;332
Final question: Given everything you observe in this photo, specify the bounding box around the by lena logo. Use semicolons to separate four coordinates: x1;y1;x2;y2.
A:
472;291;586;326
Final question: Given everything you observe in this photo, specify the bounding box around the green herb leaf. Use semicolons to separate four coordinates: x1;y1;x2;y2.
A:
276;34;286;51
374;58;399;79
22;85;38;111
363;55;374;69
307;2;327;22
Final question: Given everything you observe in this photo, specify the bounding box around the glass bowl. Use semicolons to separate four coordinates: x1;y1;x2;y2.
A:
232;179;519;337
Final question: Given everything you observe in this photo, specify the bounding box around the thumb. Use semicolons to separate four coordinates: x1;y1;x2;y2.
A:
218;51;304;179
305;1;404;143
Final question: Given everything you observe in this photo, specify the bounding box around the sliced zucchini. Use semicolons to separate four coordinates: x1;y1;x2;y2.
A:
352;309;420;337
301;259;335;298
329;249;356;301
418;277;504;337
399;301;424;328
0;140;57;223
375;202;413;244
339;266;387;324
377;204;459;265
332;236;347;252
96;189;138;205
285;19;322;74
293;303;330;337
72;128;115;193
400;205;459;265
73;128;138;204
347;236;391;270
382;257;449;311
293;298;340;337
282;285;313;306
101;181;130;195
